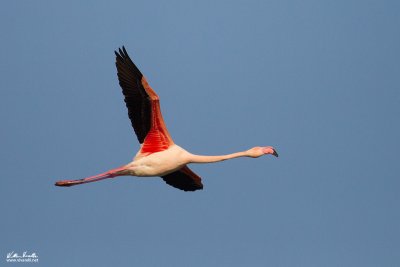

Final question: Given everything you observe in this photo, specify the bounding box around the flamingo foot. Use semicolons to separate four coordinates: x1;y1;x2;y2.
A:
55;179;85;187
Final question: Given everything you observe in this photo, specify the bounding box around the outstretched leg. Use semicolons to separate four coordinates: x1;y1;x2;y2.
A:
55;166;127;187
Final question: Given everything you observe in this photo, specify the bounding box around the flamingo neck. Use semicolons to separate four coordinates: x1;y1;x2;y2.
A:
189;151;248;164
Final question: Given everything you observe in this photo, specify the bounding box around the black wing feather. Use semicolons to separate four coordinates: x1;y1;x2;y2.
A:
162;167;203;192
115;46;151;143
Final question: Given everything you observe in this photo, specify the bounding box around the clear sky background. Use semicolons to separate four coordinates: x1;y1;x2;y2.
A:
1;1;399;266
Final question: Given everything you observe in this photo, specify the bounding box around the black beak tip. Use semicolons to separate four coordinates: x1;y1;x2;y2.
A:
272;149;279;157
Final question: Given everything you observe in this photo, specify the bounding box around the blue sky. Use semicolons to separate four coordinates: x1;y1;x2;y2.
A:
1;0;399;266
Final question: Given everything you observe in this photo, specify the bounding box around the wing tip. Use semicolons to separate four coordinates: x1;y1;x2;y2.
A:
114;45;127;58
184;186;204;192
114;45;143;77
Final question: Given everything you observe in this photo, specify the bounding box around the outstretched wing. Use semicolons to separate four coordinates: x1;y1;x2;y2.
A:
115;47;173;153
162;166;203;191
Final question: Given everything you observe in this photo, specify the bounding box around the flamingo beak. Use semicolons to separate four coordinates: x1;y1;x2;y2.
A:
272;149;279;157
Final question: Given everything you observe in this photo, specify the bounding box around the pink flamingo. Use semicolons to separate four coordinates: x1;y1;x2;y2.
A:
55;47;278;191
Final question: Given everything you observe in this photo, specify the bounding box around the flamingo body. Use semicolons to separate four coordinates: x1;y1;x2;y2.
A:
55;46;278;191
128;145;190;177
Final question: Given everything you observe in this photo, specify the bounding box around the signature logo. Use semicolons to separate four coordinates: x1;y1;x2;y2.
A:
6;251;39;263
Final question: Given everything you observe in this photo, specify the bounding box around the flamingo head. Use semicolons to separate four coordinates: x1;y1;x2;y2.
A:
247;146;279;158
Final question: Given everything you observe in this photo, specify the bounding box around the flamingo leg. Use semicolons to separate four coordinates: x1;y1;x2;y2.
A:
55;166;127;187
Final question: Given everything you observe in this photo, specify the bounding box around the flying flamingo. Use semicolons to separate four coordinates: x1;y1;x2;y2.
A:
55;47;278;191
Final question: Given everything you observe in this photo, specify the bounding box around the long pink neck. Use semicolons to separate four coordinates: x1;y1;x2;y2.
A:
189;151;248;164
